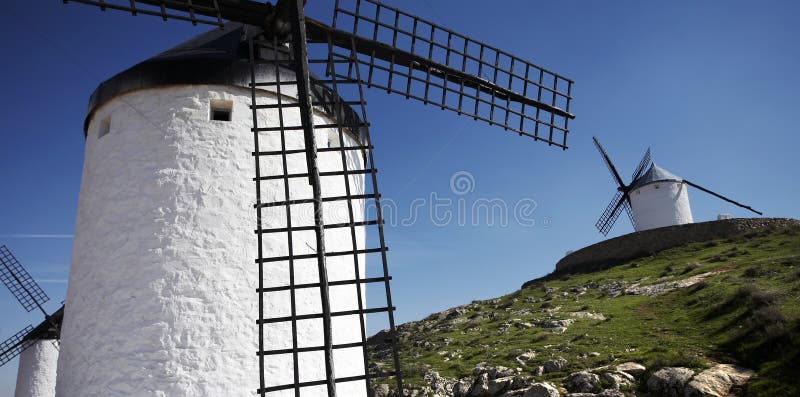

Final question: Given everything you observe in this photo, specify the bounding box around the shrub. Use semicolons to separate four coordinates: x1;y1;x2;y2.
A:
690;280;709;293
682;262;701;275
743;266;764;278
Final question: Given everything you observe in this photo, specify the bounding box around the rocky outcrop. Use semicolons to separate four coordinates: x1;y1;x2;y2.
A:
374;359;753;397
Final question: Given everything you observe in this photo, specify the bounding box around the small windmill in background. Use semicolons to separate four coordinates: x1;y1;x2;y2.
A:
592;136;762;236
0;245;62;392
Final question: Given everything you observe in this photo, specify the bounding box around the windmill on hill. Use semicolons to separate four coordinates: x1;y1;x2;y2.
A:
592;136;762;236
31;1;577;396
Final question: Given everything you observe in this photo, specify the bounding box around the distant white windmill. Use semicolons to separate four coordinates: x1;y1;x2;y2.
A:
592;136;762;235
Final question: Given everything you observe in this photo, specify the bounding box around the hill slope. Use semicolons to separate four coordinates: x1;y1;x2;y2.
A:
369;223;800;396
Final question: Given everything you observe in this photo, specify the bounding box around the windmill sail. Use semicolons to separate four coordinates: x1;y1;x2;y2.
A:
0;245;49;314
631;147;651;181
248;22;401;395
0;325;34;367
683;180;762;216
65;0;575;148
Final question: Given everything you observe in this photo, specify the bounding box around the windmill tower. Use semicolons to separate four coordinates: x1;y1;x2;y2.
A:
54;1;575;396
0;245;62;397
592;136;761;235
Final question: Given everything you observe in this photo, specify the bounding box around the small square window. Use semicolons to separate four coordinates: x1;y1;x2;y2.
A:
210;99;233;121
327;129;341;148
98;116;111;138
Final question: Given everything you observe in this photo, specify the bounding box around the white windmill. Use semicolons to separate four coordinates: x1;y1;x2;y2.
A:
592;136;762;235
24;0;577;396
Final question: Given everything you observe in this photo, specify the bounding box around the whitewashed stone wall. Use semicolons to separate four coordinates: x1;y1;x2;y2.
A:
57;84;368;396
15;340;59;397
630;181;694;231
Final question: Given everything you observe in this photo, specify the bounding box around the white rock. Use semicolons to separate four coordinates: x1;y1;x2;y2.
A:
684;364;754;397
647;367;695;397
522;382;560;397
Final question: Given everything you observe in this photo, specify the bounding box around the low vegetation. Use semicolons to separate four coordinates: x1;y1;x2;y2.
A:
368;225;800;396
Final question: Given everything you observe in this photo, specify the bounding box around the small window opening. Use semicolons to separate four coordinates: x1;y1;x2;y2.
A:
98;116;111;139
327;129;341;148
210;99;233;121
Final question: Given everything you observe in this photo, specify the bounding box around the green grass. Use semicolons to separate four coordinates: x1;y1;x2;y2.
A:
369;225;800;395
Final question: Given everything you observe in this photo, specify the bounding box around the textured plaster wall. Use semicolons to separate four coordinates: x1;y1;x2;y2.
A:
630;181;693;232
544;218;800;278
57;84;368;396
14;340;59;397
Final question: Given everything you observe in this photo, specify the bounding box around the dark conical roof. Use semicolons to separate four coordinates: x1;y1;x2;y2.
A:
629;163;683;190
85;23;363;139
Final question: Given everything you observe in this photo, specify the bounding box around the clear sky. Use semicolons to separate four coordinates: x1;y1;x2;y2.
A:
1;0;798;394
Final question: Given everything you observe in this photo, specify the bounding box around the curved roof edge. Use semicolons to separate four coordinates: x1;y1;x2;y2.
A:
629;163;683;190
84;23;366;143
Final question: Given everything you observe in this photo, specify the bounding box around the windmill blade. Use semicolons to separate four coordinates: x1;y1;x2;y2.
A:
305;0;575;148
631;147;651;181
622;195;636;230
596;190;626;236
62;0;237;27
683;180;763;216
0;246;50;314
592;136;626;189
0;325;34;367
64;0;576;148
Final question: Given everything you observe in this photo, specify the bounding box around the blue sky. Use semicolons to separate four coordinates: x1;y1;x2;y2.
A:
1;0;799;394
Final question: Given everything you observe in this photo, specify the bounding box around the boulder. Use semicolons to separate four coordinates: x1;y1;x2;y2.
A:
600;371;635;390
565;371;601;393
423;370;457;396
522;382;561;397
488;366;518;380
488;376;514;395
614;362;646;378
543;357;569;373
373;383;391;397
468;372;490;396
684;364;754;397
647;367;694;397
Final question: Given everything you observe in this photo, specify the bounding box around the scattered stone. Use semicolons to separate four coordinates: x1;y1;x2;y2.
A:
646;367;694;397
521;382;560;397
515;351;537;366
625;271;725;296
565;371;601;393
543;357;569;373
570;312;607;321
542;319;575;328
684;364;754;397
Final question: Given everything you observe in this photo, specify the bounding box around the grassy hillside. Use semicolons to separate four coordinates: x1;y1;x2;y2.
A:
369;224;800;396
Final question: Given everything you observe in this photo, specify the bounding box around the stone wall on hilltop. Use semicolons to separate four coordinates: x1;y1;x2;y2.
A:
535;218;799;283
